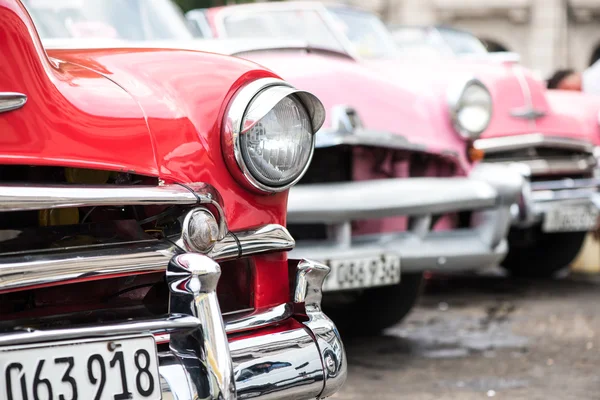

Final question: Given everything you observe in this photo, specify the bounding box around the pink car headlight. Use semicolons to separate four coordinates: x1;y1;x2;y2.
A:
448;78;493;140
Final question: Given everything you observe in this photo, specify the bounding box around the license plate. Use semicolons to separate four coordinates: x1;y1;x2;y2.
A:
0;336;161;400
322;254;401;292
543;204;599;232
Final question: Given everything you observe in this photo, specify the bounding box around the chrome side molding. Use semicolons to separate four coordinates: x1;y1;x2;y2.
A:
0;92;27;113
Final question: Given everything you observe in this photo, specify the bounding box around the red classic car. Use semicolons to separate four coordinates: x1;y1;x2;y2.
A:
25;0;525;334
186;1;600;279
0;1;346;399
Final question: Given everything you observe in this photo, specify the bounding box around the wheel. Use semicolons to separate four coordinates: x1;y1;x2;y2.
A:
502;228;587;278
323;273;424;336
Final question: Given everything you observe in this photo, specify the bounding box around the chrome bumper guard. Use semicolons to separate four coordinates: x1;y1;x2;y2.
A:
287;164;524;273
0;255;346;400
513;174;600;228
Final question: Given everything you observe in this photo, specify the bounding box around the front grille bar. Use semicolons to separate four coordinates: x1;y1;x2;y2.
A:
0;225;293;294
0;182;229;240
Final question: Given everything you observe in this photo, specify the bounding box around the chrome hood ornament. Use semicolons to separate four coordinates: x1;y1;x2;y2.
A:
0;92;27;113
510;106;546;120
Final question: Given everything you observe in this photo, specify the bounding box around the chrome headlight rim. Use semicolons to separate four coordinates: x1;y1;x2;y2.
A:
223;77;325;193
447;77;492;140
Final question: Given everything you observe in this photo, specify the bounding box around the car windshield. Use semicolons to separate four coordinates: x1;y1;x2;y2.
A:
221;9;346;52
22;0;193;40
390;26;451;56
437;28;488;55
326;7;399;59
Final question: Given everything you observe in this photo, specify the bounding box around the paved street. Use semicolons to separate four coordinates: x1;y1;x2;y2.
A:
335;270;600;399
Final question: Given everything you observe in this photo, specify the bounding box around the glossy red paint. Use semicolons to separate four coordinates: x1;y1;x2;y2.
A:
1;0;288;232
1;0;294;307
0;0;155;175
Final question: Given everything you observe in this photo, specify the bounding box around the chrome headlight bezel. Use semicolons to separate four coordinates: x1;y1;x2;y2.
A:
223;78;325;193
447;77;493;140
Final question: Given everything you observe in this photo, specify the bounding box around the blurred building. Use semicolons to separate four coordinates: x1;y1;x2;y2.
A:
327;0;600;79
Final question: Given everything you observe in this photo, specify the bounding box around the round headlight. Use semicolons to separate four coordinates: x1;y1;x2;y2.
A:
223;78;325;193
448;79;492;139
241;95;313;187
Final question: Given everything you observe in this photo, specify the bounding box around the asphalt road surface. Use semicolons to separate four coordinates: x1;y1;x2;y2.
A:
334;270;600;400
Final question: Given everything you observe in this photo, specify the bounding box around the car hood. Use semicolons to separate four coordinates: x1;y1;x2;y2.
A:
365;57;600;143
44;38;470;162
535;90;600;145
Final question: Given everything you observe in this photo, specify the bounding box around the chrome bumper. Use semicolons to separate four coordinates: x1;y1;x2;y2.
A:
0;256;346;400
287;164;523;273
512;174;600;229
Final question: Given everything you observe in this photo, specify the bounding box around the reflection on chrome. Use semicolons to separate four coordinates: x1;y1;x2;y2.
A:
167;253;236;400
294;260;347;398
230;327;324;399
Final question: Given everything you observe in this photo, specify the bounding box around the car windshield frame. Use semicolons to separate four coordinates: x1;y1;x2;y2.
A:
436;27;488;55
22;0;194;41
325;6;400;59
216;6;349;54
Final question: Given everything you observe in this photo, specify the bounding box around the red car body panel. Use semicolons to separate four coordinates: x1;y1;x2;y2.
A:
0;0;294;309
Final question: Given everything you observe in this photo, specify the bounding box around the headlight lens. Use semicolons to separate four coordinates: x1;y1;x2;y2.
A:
449;79;492;139
223;78;325;193
241;95;313;187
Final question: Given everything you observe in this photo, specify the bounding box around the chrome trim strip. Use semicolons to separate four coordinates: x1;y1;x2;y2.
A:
511;65;537;130
0;241;178;293
475;133;595;153
0;182;220;211
0;314;200;346
490;157;597;175
0;92;27;113
0;223;293;293
530;177;600;191
288;176;500;224
315;127;428;152
208;224;295;261
0;182;228;240
289;229;509;275
224;303;292;334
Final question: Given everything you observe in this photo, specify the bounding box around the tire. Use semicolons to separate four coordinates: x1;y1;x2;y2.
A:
502;228;586;278
323;273;424;336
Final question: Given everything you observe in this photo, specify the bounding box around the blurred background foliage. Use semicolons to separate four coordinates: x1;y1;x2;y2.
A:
173;0;261;12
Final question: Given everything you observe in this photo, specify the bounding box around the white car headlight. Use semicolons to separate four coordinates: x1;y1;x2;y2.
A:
448;78;492;139
223;78;325;193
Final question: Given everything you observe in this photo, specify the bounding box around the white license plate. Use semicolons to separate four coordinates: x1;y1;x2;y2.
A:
0;335;160;400
543;204;599;232
322;254;401;292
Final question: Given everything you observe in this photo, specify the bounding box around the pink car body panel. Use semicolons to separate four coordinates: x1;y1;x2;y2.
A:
237;52;472;175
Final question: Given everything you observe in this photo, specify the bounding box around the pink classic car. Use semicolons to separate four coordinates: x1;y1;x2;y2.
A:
27;0;524;334
186;2;600;279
